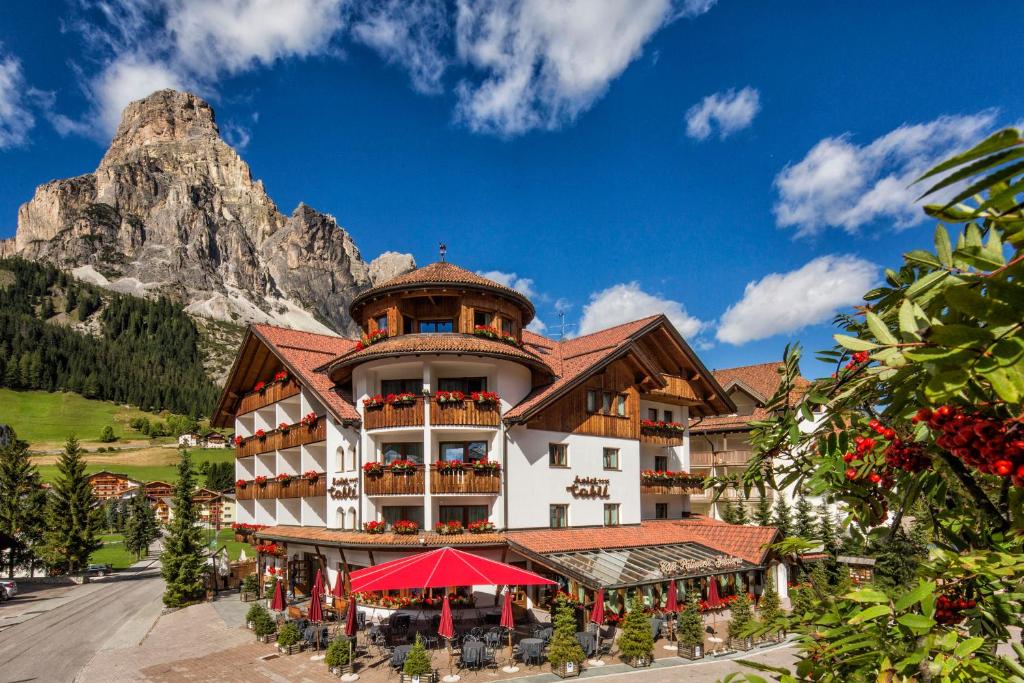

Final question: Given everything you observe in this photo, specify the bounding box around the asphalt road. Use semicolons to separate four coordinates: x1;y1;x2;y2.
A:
0;553;164;683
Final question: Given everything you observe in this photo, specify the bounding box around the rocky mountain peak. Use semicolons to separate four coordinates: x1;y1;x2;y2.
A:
102;89;219;166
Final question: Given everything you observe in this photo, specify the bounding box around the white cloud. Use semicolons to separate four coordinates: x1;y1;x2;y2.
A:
525;317;547;333
774;112;998;237
222;121;252;150
685;86;760;140
351;0;449;94
715;255;877;345
477;270;537;299
578;281;704;338
454;0;716;136
0;52;35;148
90;57;189;135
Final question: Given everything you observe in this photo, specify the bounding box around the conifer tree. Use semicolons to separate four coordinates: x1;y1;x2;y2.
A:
794;494;816;539
403;634;432;676
547;595;586;669
41;436;102;574
617;593;654;664
771;493;793;538
0;431;46;577
752;495;773;527
124;494;158;560
758;573;782;625
727;591;753;641
808;562;831;602
676;592;704;648
161;450;207;607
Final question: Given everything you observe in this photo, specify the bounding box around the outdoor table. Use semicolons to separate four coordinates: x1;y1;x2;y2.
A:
519;638;545;665
461;641;486;669
575;631;597;657
391;644;413;669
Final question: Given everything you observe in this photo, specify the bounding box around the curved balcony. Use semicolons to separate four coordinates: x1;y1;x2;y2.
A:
364;398;426;430
363;465;425;496
430;465;501;495
235;415;326;458
236;475;327;500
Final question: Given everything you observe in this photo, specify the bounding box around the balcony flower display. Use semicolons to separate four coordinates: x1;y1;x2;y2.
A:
363;462;385;476
302;470;320;482
273;370;289;383
255;542;285;557
435;460;464;473
435;520;464;535
254;475;268;486
392;520;419;535
276;472;293;485
364;520;386;534
232;523;266;533
470;391;500;406
234;435;244;446
236;478;247;488
389;392;417;406
390;459;418;474
472;325;518;346
300;412;317;427
253;380;266;393
363;394;385;409
640;470;704;486
640;419;687;434
467;520;495;534
354;328;389;352
472;460;501;474
433;390;465;403
278;421;290;432
254;428;266;440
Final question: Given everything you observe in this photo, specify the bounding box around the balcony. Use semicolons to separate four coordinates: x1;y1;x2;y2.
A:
236;475;327;500
235;415;327;458
640;423;684;446
689;487;772;503
430;465;501;495
689;450;753;468
364;466;425;496
238;378;301;415
639;472;704;495
364;398;426;430
431;399;501;428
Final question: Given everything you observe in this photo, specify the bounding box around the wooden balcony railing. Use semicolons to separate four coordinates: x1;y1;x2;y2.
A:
639;474;705;496
363;466;425;496
364;399;426;430
640;426;684;446
236;475;327;500
235;415;327;458
238;378;301;415
689;450;753;468
430;400;501;428
430;466;501;494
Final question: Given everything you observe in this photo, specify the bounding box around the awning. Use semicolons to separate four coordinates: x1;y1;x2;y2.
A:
512;541;760;590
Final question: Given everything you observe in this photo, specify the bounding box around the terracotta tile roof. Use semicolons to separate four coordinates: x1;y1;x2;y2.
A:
508;518;778;565
252;325;362;422
690;361;810;434
323;333;553;375
256;525;507;547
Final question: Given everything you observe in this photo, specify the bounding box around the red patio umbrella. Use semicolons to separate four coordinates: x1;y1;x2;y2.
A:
343;594;358;637
308;569;324;652
589;588;605;626
333;570;346;598
349;547;556;592
438;594;455;640
500;589;516;670
706;576;723;609
665;581;679;613
270;579;285;612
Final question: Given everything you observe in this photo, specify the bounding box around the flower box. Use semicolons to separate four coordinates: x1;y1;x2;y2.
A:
254;429;266;440
729;636;754;651
399;673;436;683
389;459;418;474
276;473;293;485
470;391;500;405
640;419;686;434
253;381;266;394
236;479;247;488
624;656;652;668
467;520;495;534
551;661;582;678
300;412;318;427
363;462;385;476
433;390;465;403
258;633;277;644
434;460;464;473
393;520;419;535
254;476;268;486
677;643;703;660
472;460;501;474
390;392;418;406
363;394;386;409
279;643;305;655
364;520;386;534
434;520;464;535
472;326;518;346
240;590;258;603
303;470;320;482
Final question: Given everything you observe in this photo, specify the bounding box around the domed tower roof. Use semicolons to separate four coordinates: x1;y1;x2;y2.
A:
350;262;535;324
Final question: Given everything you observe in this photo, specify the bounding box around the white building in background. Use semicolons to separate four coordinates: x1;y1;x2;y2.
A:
213;263;786;614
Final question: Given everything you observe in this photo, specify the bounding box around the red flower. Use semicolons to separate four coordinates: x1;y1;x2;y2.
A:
235;479;247;488
253;381;266;393
234;435;243;446
278;421;290;431
254;475;268;485
254;429;266;439
303;470;320;481
273;370;289;383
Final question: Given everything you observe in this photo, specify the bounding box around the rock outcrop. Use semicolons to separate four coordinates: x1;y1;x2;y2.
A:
7;89;414;335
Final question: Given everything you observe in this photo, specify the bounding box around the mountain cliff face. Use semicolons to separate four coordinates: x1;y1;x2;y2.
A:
1;89;414;335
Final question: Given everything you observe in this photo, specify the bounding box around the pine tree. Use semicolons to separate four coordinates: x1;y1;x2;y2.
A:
870;526;927;592
753;495;773;526
771;493;793;538
617;593;654;664
758;573;782;625
403;634;432;676
41;436;102;574
817;503;838;554
808;562;831;602
732;498;749;525
794;494;816;539
547;595;586;669
0;431;46;577
676;592;704;648
124;494;158;560
205;461;235;492
727;591;753;641
161;450;207;607
790;584;813;618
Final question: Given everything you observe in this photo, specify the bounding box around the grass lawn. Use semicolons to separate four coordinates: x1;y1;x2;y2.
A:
36;447;236;485
213;528;253;562
89;533;138;570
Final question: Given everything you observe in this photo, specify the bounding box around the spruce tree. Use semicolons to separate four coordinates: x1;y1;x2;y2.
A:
0;431;46;577
758;573;782;625
727;591;753;641
771;493;793;538
794;494;816;539
753;495;772;526
42;437;102;574
676;592;704;648
547;595;586;670
403;634;432;676
617;593;654;664
161;450;207;607
732;498;749;525
808;562;831;602
124;494;158;560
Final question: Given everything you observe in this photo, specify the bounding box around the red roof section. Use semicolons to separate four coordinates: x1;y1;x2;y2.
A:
324;333;552;374
690;361;810;434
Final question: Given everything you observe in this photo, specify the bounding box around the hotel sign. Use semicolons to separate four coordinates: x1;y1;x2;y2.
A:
658;555;743;577
328;476;359;500
566;476;610;499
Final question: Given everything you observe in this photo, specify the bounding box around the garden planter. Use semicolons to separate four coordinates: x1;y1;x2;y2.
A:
331;663;356;677
551;661;582;678
257;633;276;644
730;637;754;651
240;591;257;602
399;673;435;683
279;643;305;655
677;643;704;660
625;656;652;668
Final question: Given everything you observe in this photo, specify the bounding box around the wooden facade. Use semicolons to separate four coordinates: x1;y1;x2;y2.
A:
237;378;301;415
235;415;326;457
360;288;526;344
639;480;705;495
87;471;139;501
526;358;640;438
430;466;501;494
363;399;425;430
431;399;501;427
236;476;327;501
689;450;753;468
639;427;684;446
363;467;425;496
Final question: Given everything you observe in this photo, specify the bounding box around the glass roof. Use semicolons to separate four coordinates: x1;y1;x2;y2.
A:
539;542;760;589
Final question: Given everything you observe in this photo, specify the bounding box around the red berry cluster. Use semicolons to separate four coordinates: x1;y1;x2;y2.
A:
842;429;895;486
934;592;976;625
843;350;870;371
914;406;1024;487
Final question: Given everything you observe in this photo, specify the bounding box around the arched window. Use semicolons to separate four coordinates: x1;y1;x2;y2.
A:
335;508;345;529
348;445;357;472
348;507;357;530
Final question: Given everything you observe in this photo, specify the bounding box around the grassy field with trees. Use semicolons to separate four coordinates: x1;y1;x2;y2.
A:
34;448;236;486
0;388;163;445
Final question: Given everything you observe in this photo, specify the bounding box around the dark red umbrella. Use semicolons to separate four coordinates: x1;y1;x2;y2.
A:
665;581;679;613
438;594;455;640
500;589;515;630
309;569;324;622
589;588;605;625
270;579;285;611
332;570;346;598
706;576;723;609
344;594;358;637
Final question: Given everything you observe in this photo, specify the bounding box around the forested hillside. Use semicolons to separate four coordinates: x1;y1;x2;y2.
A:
0;258;218;416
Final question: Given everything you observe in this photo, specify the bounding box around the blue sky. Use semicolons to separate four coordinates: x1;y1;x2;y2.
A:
1;0;1021;378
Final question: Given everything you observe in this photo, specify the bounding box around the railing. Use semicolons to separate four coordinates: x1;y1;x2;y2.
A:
639;426;684;446
235;415;327;458
236;475;327;500
363;466;425;495
364;399;426;430
430;400;501;428
238;378;301;415
639;475;705;495
430;466;501;494
689;450;753;468
688;487;772;502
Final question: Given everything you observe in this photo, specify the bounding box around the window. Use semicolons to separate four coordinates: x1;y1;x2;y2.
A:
382;506;424;528
439;505;488;527
403;316;415;334
647;408;658;421
439;441;488;463
603;504;620;526
419;319;453;333
602;392;613;413
549;443;568;468
550;505;568;529
586;390;597;413
603;447;620;470
438;377;487;393
501;318;513;335
663;409;673;422
655;503;668;520
616;394;627;417
474;310;494;327
654;455;668;471
382;443;423;464
381;378;420;395
374;314;388;332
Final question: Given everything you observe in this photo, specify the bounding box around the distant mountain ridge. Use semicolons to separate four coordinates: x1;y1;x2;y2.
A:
0;89;415;336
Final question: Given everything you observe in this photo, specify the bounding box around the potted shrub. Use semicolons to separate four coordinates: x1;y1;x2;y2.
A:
252;605;277;643
547;596;585;678
618;594;654;667
676;593;704;660
246;601;266;629
277;622;304;654
727;592;755;651
400;635;434;683
758;574;784;643
240;573;259;602
326;636;354;676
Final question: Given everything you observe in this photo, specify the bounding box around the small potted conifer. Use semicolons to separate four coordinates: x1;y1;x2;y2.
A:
251;606;277;643
246;601;265;630
400;635;435;683
547;596;585;677
676;593;705;660
727;592;755;651
240;573;259;602
277;622;304;655
617;594;654;668
758;574;784;643
325;636;354;676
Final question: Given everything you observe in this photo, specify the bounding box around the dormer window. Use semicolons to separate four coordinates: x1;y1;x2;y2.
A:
375;314;388;332
474;310;494;327
501;318;513;336
418;319;453;333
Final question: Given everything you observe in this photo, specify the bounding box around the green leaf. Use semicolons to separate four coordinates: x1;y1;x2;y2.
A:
896;613;935;632
834;334;879;352
983;364;1024;403
954;636;984;658
905;249;942;268
915;147;1024;199
944;285;1021;326
935;225;953;267
914;128;1023;184
865;311;897;345
848;604;891;624
894;580;936;612
846;588;889;604
897;299;919;338
927;324;994;347
940;159;1024;210
905;269;949;299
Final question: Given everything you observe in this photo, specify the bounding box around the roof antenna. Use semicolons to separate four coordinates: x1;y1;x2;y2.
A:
557;311;575;341
439;242;447;262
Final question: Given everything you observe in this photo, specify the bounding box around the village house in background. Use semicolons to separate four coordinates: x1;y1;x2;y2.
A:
87;471;143;502
214;262;791;616
177;431;202;448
